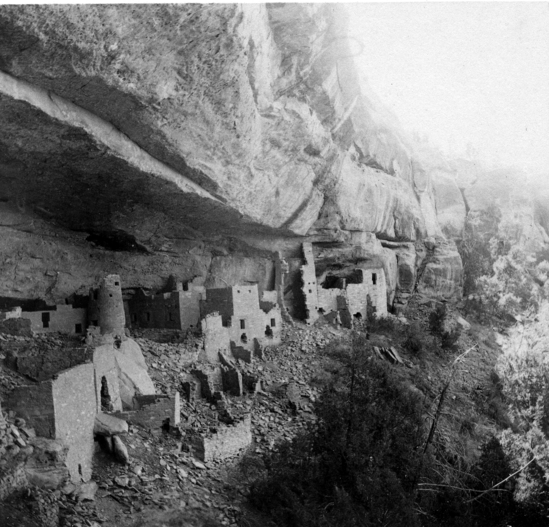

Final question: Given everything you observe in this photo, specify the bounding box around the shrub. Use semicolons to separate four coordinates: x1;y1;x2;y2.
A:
428;304;461;351
249;334;426;526
429;304;447;336
403;321;425;355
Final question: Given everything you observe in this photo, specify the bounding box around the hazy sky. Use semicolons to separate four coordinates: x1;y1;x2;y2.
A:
346;2;549;175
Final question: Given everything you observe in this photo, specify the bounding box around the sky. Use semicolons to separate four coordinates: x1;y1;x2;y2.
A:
346;2;549;176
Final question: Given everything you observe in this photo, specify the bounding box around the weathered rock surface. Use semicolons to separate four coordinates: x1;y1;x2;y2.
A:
432;170;467;237
0;4;472;306
417;239;463;301
114;339;156;409
313;154;426;241
93;413;128;437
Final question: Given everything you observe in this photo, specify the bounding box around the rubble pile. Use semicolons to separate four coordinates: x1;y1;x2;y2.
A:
0;333;92;382
0;314;355;526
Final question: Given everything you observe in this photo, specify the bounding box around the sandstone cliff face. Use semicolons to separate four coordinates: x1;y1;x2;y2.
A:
0;4;464;306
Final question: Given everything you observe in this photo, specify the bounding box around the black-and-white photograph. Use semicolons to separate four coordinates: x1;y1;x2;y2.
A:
0;2;547;526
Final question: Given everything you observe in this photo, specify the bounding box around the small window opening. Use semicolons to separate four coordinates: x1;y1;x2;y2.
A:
146;312;151;322
114;281;119;286
93;291;98;300
100;376;113;412
271;318;276;327
75;323;82;334
41;312;50;328
109;293;113;298
92;320;98;326
353;312;362;320
78;464;83;477
318;307;325;314
265;325;273;338
241;333;248;343
240;319;246;329
372;273;377;285
309;289;312;294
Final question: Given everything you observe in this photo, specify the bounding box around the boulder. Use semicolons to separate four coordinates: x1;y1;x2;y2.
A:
93;413;128;437
114;338;155;409
112;435;130;465
456;316;471;331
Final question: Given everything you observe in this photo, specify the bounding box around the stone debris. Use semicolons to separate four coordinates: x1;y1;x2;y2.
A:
0;315;344;526
94;412;129;437
372;345;404;365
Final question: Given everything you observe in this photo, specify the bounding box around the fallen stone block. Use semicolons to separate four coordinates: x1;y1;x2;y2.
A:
112;435;129;465
94;413;128;437
191;415;252;462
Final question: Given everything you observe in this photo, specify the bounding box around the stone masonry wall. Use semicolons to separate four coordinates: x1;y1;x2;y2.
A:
200;288;235;325
230;285;262;318
21;306;87;335
301;243;319;323
201;314;231;363
192;415;252;462
51;363;96;482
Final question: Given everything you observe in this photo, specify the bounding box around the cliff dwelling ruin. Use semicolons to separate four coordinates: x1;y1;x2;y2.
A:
2;3;543;525
0;242;387;499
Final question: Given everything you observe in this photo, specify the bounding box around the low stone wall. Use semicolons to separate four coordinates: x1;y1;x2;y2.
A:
191;415;252;462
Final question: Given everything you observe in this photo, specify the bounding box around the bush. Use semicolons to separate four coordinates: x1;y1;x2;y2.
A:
428;304;461;351
403;321;426;356
429;304;447;336
249;334;426;526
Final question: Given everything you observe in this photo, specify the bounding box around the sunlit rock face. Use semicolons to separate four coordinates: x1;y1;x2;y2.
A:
0;4;463;305
312;153;426;242
417;239;463;301
432;171;467;237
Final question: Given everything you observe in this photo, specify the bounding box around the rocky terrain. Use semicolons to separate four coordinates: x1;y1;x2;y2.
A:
0;303;503;527
0;4;548;526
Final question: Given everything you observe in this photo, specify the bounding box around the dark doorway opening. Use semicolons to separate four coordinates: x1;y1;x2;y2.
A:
100;376;113;412
41;312;50;328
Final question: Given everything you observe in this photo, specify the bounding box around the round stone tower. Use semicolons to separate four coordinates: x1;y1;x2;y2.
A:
97;274;126;335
